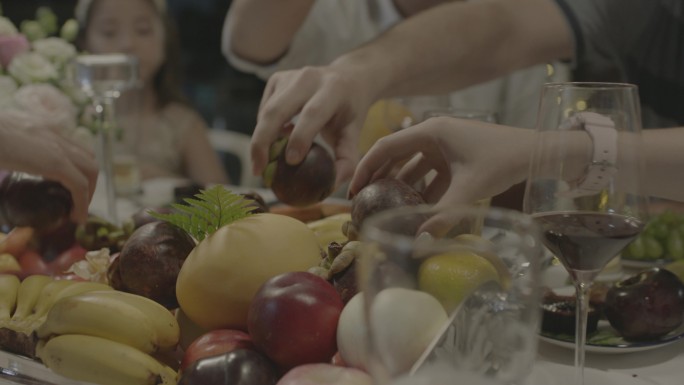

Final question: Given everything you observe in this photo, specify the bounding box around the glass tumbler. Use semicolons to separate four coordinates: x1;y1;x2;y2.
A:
358;204;544;385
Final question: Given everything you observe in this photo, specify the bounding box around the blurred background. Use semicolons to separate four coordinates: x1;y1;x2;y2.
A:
2;0;265;182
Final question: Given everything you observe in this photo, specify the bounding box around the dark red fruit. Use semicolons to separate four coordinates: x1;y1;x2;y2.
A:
264;137;336;208
350;178;425;230
604;267;684;341
0;172;72;232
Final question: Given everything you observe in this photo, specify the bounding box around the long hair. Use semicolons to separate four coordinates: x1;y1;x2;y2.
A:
74;0;188;108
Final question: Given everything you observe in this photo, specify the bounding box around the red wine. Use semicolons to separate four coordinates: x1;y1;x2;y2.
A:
533;211;643;272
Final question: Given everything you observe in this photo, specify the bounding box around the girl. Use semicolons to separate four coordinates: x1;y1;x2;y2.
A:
75;0;229;185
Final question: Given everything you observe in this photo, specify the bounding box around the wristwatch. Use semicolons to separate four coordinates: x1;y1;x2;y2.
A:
560;111;618;198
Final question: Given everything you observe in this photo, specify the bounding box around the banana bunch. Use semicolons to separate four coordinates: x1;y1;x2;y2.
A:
35;289;180;385
306;213;352;250
0;274;112;356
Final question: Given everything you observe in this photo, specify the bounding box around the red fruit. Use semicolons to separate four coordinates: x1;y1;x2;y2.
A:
180;329;254;371
264;137;336;208
248;272;344;370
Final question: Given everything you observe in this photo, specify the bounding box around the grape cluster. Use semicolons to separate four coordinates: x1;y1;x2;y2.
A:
623;211;684;261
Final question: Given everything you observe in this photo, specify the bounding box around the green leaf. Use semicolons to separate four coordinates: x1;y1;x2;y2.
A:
150;185;255;241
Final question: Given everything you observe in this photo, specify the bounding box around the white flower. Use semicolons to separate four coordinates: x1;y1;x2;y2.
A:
66;248;112;284
0;75;18;107
0;17;18;37
12;83;77;135
7;51;58;84
33;37;76;67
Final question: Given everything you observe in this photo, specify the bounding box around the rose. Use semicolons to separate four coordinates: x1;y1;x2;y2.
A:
12;83;77;134
0;76;18;107
8;51;58;84
33;37;77;67
0;35;30;69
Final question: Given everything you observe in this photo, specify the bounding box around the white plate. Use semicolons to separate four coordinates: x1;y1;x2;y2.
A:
621;258;672;269
525;361;653;385
539;320;684;354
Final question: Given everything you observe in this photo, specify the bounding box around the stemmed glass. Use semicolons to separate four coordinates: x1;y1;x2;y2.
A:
523;82;648;385
68;54;139;224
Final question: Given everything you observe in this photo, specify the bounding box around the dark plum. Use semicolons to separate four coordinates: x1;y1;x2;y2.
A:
112;221;195;308
604;267;684;341
178;349;278;385
263;137;336;208
350;178;425;231
0;172;72;232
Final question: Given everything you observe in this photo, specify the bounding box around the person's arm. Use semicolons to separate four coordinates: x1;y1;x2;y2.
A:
349;120;684;212
0;123;98;224
179;110;230;186
252;0;574;185
640;128;684;201
223;0;316;65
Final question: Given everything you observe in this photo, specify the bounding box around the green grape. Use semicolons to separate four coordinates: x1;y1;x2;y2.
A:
668;230;684;260
627;236;646;259
643;235;664;260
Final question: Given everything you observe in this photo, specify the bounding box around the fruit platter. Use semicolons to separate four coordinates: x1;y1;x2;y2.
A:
1;166;465;385
621;199;684;267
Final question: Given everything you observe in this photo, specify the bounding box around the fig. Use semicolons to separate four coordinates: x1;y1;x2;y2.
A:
263;137;336;207
350;178;425;232
0;172;72;233
112;221;196;308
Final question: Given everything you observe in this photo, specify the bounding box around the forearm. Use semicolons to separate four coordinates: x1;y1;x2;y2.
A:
223;0;316;64
640;128;684;201
331;0;573;100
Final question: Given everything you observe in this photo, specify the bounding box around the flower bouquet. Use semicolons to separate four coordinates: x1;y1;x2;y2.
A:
0;8;93;150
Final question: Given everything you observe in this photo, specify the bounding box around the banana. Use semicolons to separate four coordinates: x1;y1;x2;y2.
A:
10;275;53;322
82;290;180;350
24;279;79;321
36;334;178;385
307;213;351;249
0;274;20;322
36;291;160;354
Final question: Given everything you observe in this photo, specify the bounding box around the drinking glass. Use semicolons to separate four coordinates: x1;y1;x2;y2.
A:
523;82;648;385
68;54;139;224
384;94;452;132
358;204;544;385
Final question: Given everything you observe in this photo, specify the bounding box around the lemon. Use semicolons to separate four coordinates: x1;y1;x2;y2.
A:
358;99;413;154
418;251;501;313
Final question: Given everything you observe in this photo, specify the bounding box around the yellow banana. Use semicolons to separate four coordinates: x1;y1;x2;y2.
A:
10;275;53;322
36;291;160;354
0;274;20;322
36;334;178;385
23;279;79;323
82;290;180;350
307;213;351;249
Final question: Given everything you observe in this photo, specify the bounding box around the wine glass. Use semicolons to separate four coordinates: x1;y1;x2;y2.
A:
358;204;544;385
523;82;648;385
68;54;139;224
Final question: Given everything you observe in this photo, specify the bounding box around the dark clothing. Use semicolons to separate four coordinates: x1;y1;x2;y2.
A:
555;0;684;128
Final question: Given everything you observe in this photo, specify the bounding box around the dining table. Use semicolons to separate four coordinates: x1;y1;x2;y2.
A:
1;177;682;385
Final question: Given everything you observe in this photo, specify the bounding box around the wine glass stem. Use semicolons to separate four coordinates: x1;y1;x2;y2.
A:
95;98;118;225
573;280;592;385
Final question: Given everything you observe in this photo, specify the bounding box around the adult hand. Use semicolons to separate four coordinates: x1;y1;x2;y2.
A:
349;117;535;212
250;65;377;187
0;125;99;224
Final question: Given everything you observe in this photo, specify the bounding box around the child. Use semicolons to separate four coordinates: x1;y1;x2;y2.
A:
75;0;229;185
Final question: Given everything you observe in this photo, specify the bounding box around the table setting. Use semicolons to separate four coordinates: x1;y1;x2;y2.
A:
1;8;684;385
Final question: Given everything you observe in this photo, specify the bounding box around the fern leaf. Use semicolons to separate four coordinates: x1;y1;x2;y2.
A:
150;185;255;241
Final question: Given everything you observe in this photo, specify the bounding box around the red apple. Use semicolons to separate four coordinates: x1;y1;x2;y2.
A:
180;329;254;371
248;272;344;370
277;363;372;385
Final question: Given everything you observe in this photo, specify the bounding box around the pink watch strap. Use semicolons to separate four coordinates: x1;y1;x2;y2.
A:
560;111;617;198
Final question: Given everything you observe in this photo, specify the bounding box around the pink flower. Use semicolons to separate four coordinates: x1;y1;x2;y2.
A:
0;34;29;69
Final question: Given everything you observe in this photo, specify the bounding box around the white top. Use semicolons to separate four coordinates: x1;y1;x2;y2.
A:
222;0;570;128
